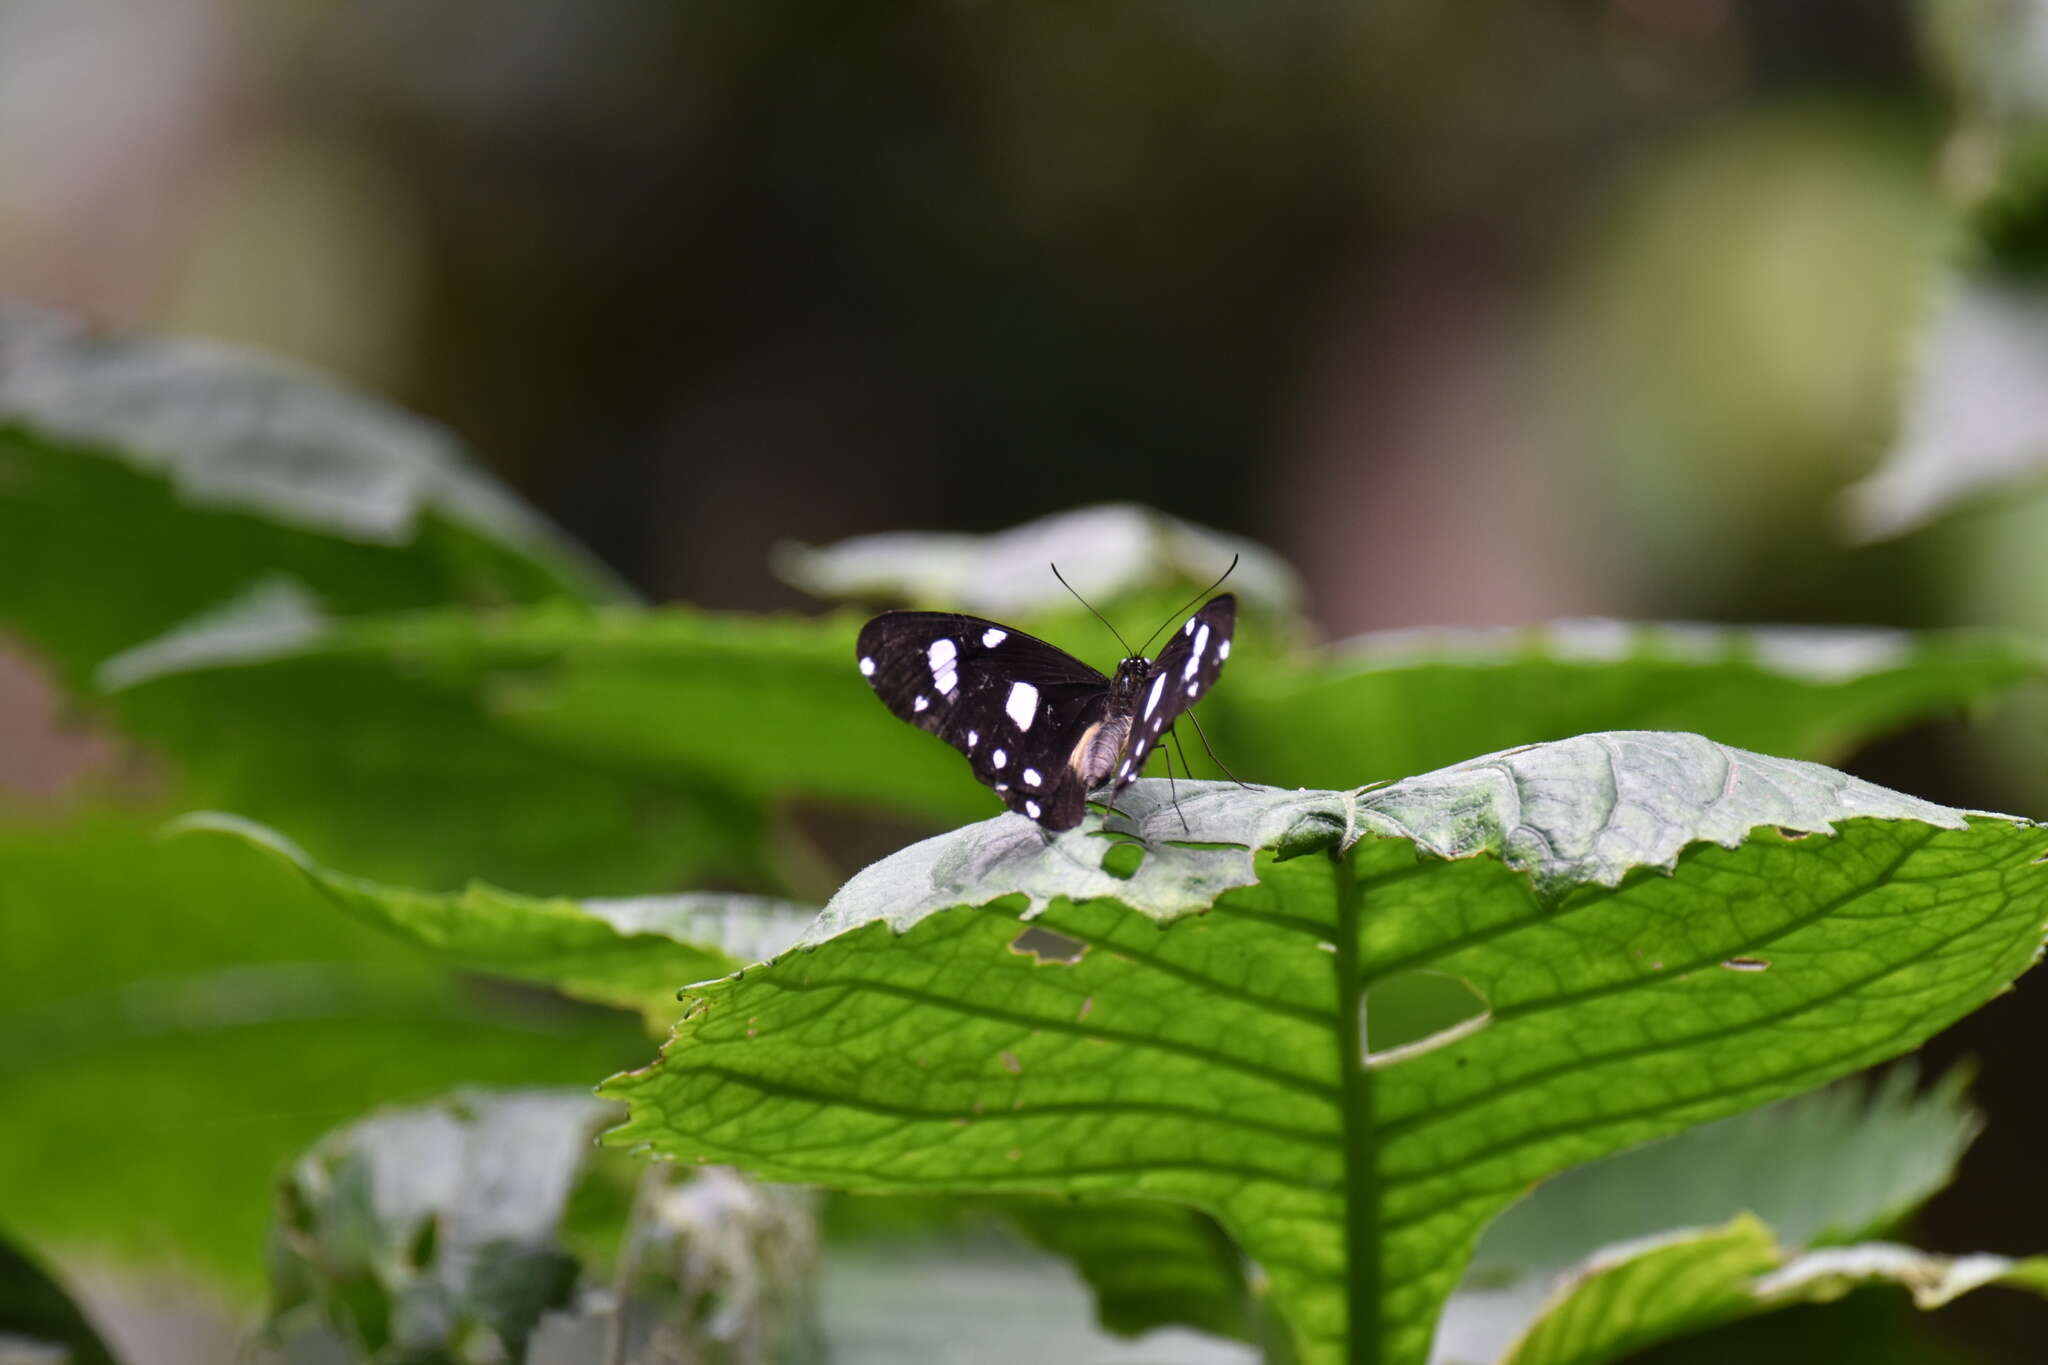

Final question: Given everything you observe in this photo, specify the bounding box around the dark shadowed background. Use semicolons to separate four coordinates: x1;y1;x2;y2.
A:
5;0;2047;1359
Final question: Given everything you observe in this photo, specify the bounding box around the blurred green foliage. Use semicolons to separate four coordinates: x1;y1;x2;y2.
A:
5;315;2048;1348
14;5;2048;1347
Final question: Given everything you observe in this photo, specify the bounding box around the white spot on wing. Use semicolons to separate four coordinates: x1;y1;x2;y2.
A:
1025;800;1041;819
1185;617;1196;635
859;656;877;676
993;748;1007;769
1006;680;1039;730
1023;768;1041;786
967;730;978;747
1219;637;1230;659
982;627;1008;648
928;639;959;695
1184;624;1209;680
1186;681;1198;696
913;695;929;712
1143;673;1166;719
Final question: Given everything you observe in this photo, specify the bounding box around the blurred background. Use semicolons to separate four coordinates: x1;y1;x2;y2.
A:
6;0;2048;1359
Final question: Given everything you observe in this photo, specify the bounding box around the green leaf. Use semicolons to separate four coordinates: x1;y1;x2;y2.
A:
774;502;1302;619
1436;1067;1981;1363
1496;1217;2048;1365
180;811;1275;1348
995;1198;1262;1346
1215;620;2047;786
96;600;769;893
600;733;2048;1365
816;1229;1258;1364
270;1089;612;1361
103;606;2048;868
0;304;625;692
176;812;814;1033
0;811;647;1294
269;1090;823;1365
0;1233;121;1365
1501;1216;1781;1365
1467;1064;1979;1283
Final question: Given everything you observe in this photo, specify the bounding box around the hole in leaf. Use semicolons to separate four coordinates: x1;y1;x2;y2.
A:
1363;970;1491;1065
1721;957;1770;972
1010;927;1087;964
1775;827;1813;841
1101;841;1146;879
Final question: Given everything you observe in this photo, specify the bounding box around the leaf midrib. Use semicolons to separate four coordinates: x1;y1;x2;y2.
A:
1333;846;1377;1365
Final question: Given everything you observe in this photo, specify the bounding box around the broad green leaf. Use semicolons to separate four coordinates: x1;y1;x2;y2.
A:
177;812;814;1033
183;812;1267;1346
1436;1067;1981;1363
774;502;1302;619
1502;1217;1780;1365
1468;1064;1979;1280
0;1234;121;1365
96;600;768;893
100;601;995;851
103;605;2048;852
0;304;624;691
0;812;646;1294
1215;619;2047;787
601;733;2048;1365
996;1198;1262;1347
816;1232;1257;1365
1497;1216;2048;1365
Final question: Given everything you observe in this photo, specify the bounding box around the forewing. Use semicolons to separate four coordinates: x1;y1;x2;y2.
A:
1116;593;1237;788
857;612;1108;829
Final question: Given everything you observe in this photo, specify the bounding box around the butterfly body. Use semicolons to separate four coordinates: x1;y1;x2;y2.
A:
856;594;1235;831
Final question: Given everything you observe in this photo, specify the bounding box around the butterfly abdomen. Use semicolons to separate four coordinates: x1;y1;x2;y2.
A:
1068;712;1133;790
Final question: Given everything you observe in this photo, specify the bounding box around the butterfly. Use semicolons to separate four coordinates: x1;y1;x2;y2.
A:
856;590;1236;831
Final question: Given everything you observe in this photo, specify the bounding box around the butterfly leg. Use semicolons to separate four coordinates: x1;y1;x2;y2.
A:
1182;705;1253;789
1159;732;1193;835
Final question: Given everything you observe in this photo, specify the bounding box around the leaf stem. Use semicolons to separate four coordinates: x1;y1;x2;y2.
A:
1331;845;1378;1365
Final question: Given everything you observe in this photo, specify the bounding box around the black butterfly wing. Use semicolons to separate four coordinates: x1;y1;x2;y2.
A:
1114;593;1237;792
857;612;1108;829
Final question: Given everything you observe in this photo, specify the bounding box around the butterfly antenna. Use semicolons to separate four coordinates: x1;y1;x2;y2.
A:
1136;554;1240;657
1050;562;1137;657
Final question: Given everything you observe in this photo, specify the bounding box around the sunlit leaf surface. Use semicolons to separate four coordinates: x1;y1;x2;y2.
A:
602;734;2048;1364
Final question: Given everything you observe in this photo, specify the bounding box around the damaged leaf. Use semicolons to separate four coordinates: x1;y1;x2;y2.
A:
601;732;2048;1365
1498;1217;2048;1365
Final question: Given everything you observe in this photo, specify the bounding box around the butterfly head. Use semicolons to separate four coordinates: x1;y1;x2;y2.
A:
1108;655;1156;709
